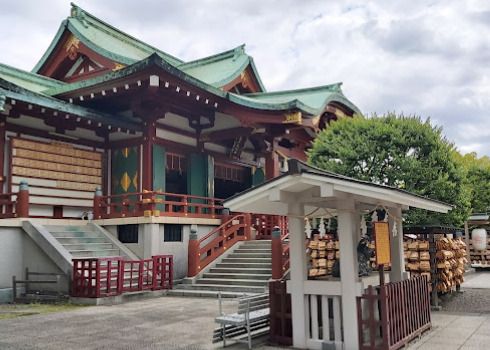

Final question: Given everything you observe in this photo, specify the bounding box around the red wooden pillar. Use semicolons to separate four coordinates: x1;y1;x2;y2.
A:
16;180;29;218
187;227;200;277
142;118;156;191
271;227;283;280
265;149;280;180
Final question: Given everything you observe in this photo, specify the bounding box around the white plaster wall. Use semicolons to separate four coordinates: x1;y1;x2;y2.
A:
22;232;68;292
101;223;219;280
157;224;217;279
0;227;24;289
104;225;144;258
0;227;68;302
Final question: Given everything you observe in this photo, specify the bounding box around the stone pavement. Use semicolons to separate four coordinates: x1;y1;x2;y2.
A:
0;296;235;350
1;273;490;350
460;269;490;289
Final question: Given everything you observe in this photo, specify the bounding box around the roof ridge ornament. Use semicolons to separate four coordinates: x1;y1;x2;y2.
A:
70;3;88;28
232;45;245;61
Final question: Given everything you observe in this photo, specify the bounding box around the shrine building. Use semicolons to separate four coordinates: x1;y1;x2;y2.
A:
0;4;359;300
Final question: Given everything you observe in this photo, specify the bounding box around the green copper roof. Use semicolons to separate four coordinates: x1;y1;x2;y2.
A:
0;63;66;94
179;45;266;91
33;4;265;91
33;3;183;72
44;53;359;117
0;78;141;131
228;84;361;115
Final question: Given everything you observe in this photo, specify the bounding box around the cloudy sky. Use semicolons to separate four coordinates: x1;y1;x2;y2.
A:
1;0;489;156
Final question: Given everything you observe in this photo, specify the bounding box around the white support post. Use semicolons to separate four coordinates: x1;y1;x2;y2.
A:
337;197;360;350
143;223;160;258
389;206;405;282
288;201;308;349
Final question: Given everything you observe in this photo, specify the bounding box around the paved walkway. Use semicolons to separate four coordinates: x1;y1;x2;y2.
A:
1;273;489;349
0;296;232;350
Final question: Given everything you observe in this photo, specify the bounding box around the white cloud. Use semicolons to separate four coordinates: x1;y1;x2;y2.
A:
0;0;489;155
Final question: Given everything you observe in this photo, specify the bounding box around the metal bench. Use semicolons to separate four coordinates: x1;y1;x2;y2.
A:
214;293;270;349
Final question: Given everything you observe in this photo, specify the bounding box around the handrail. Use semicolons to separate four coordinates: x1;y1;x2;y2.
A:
188;213;251;277
94;190;225;219
71;255;173;298
0;191;23;219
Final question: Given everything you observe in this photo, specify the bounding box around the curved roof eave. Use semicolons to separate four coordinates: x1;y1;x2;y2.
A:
43;53;359;118
212;56;266;92
228;90;361;116
45;53;228;98
32;20;69;73
0;78;141;130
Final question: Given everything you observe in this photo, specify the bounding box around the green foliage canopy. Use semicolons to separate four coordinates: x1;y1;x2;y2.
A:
308;113;471;227
453;152;490;214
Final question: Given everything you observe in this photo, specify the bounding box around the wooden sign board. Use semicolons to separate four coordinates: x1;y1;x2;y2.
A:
374;222;391;266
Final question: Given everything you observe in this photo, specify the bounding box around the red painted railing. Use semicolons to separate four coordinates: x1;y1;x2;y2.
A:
0;193;17;218
272;226;290;280
252;214;287;239
71;255;173;298
121;259;154;293
187;213;251;277
357;276;431;350
94;191;224;220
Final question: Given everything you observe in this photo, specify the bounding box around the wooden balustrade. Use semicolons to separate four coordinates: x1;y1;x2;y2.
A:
187;213;251;277
71;255;173;298
93;190;224;220
357;276;431;350
252;214;287;239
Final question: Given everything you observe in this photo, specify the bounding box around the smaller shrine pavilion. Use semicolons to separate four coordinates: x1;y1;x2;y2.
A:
224;160;452;350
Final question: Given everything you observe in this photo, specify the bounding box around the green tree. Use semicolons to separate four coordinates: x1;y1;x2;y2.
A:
308;113;471;227
453;152;490;213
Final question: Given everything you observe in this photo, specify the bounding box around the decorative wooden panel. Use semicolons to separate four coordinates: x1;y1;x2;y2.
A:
11;138;102;208
111;147;139;195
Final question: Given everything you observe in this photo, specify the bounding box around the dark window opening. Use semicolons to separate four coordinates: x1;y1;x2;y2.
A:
214;178;250;199
117;224;138;243
164;224;183;242
166;169;187;195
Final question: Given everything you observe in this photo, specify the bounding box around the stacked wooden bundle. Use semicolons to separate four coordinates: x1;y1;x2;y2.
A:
435;238;467;292
308;238;340;278
404;240;431;281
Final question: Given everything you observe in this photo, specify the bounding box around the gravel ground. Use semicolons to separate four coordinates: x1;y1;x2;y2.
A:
440;288;490;314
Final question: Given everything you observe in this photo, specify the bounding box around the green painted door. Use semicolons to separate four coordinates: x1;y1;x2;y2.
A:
111;147;139;195
187;153;214;212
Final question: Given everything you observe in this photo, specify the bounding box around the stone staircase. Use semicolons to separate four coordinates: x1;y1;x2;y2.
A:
170;240;272;298
45;224;124;258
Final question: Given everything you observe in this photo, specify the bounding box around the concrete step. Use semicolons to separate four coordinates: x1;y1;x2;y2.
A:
234;248;272;253
209;267;272;274
175;284;265;293
54;237;109;244
221;258;271;264
241;241;271;247
196;278;268;287
69;249;121;258
228;253;272;259
203;273;271;280
44;225;91;232
215;262;272;269
50;231;101;238
167;289;251;298
61;243;114;250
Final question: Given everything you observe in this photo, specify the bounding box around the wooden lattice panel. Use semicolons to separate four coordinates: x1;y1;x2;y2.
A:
11;138;102;208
